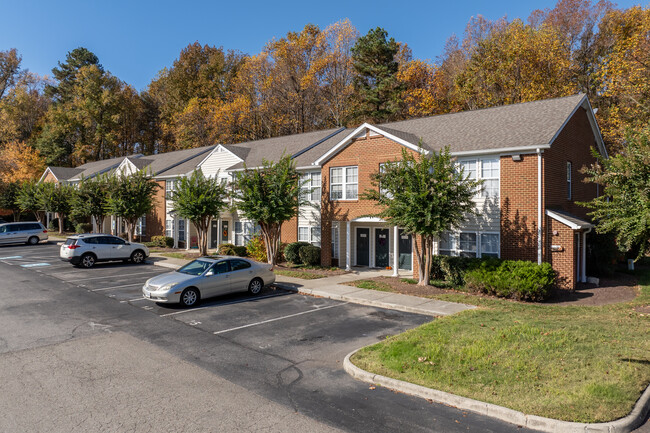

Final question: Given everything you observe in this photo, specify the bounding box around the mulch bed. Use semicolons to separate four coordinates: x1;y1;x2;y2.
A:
355;272;641;307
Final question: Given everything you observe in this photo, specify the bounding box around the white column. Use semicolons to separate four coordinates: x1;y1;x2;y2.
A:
186;218;191;250
173;216;179;249
345;221;351;271
537;149;543;265
581;229;591;283
392;226;399;277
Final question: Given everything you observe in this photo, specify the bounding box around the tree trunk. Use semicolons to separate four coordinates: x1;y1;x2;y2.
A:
57;212;64;235
260;223;279;269
126;219;135;242
196;219;209;256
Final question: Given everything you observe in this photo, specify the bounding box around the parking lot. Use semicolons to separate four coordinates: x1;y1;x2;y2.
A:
0;240;533;433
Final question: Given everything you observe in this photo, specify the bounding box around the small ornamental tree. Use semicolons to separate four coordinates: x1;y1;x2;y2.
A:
105;171;159;242
170;170;229;256
580;131;650;260
0;182;22;221
234;156;305;269
16;180;46;223
364;145;482;286
71;176;109;232
41;182;75;234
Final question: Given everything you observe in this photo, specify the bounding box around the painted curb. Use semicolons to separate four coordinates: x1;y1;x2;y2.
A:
343;348;650;433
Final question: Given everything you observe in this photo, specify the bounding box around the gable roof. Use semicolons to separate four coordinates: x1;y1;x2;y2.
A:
40;166;84;182
315;94;604;165
546;209;593;230
226;127;348;170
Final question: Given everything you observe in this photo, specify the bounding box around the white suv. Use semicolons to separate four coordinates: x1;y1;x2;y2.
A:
60;234;149;268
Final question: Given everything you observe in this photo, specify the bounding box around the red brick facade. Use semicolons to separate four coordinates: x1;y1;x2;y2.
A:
145;180;166;241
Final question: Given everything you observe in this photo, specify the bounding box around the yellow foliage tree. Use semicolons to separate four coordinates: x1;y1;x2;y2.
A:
0;141;46;183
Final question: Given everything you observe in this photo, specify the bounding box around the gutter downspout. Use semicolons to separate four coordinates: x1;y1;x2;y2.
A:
537;149;543;265
582;228;592;283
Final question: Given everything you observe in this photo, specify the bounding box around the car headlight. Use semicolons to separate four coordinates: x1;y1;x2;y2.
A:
160;282;179;292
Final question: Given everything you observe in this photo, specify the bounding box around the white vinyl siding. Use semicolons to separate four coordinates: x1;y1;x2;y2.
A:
330;166;358;200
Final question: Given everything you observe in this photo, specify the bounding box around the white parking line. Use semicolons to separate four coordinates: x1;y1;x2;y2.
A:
213;302;349;335
50;269;163;281
159;293;289;317
20;263;51;268
121;297;148;303
91;283;144;292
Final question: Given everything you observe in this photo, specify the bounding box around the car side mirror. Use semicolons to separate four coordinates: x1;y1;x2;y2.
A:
205;270;214;277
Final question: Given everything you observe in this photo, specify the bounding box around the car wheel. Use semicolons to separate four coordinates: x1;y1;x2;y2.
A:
27;236;39;245
80;253;96;268
180;288;200;307
130;250;145;264
248;278;263;295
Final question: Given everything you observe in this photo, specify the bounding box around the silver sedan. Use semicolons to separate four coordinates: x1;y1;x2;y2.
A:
142;256;275;307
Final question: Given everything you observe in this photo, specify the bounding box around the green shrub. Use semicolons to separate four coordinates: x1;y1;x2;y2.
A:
74;222;93;234
431;255;487;286
217;243;247;256
284;242;311;264
151;235;174;248
464;260;556;301
233;245;247;256
298;245;321;266
247;235;267;262
143;242;156;247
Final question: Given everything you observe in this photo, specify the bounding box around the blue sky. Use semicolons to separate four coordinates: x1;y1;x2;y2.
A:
1;0;643;91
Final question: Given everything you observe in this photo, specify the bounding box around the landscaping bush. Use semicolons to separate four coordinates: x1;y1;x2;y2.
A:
217;243;247;256
464;260;556;301
430;255;486;286
151;235;174;248
284;242;311;264
247;235;267;262
298;245;321;266
143;242;156;247
74;222;93;234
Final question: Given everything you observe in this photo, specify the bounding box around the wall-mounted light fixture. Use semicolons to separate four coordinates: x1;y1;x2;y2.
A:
512;154;522;161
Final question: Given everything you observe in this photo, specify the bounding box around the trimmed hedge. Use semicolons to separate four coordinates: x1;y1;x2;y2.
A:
431;255;487;286
298;245;321;266
151;235;174;248
74;222;93;234
284;242;311;264
217;243;247;257
464;260;556;301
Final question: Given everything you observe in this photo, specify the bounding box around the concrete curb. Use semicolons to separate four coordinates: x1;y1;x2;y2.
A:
343;348;650;433
272;282;474;317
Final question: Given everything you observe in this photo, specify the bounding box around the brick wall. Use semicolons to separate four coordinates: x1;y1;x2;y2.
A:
281;216;298;244
320;132;418;267
42;171;58;183
547;217;576;289
544;107;599;219
500;153;539;262
146;180;166;240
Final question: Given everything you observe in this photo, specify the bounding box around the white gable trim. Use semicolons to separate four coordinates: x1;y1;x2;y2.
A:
313;123;427;166
196;144;243;169
545;210;593;230
548;95;608;159
116;157;138;176
39;167;57;183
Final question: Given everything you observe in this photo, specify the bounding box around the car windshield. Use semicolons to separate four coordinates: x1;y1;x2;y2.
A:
177;259;213;276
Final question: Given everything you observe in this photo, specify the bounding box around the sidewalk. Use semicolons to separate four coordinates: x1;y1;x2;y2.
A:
149;254;474;317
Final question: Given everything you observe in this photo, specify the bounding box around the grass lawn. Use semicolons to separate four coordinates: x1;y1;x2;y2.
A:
351;268;650;423
273;269;325;279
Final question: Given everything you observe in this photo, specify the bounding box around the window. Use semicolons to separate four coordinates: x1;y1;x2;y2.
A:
481;158;500;198
457;158;500;199
234;221;259;246
235;222;243;246
331;223;339;259
298;226;321;246
230;259;251;271
165;219;173;238
330;166;358;200
458;232;477;257
302;172;321;201
311;227;321;247
439;231;495;258
298;227;309;242
208;261;230;275
135;216;146;236
178;220;186;242
567;161;572;200
165;180;177;200
481;233;499;258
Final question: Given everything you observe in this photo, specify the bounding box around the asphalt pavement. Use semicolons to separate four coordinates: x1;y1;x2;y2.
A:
0;241;545;432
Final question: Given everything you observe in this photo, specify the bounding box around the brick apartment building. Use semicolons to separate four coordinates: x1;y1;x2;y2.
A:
40;94;606;289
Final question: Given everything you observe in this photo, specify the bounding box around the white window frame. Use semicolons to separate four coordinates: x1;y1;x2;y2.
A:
302;172;322;202
165;179;177;200
457;157;500;199
178;219;186;242
165;219;173;238
438;230;499;258
567;161;572;200
235;221;259;246
329;166;358;201
135;216;146;236
331;222;339;259
298;225;321;247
